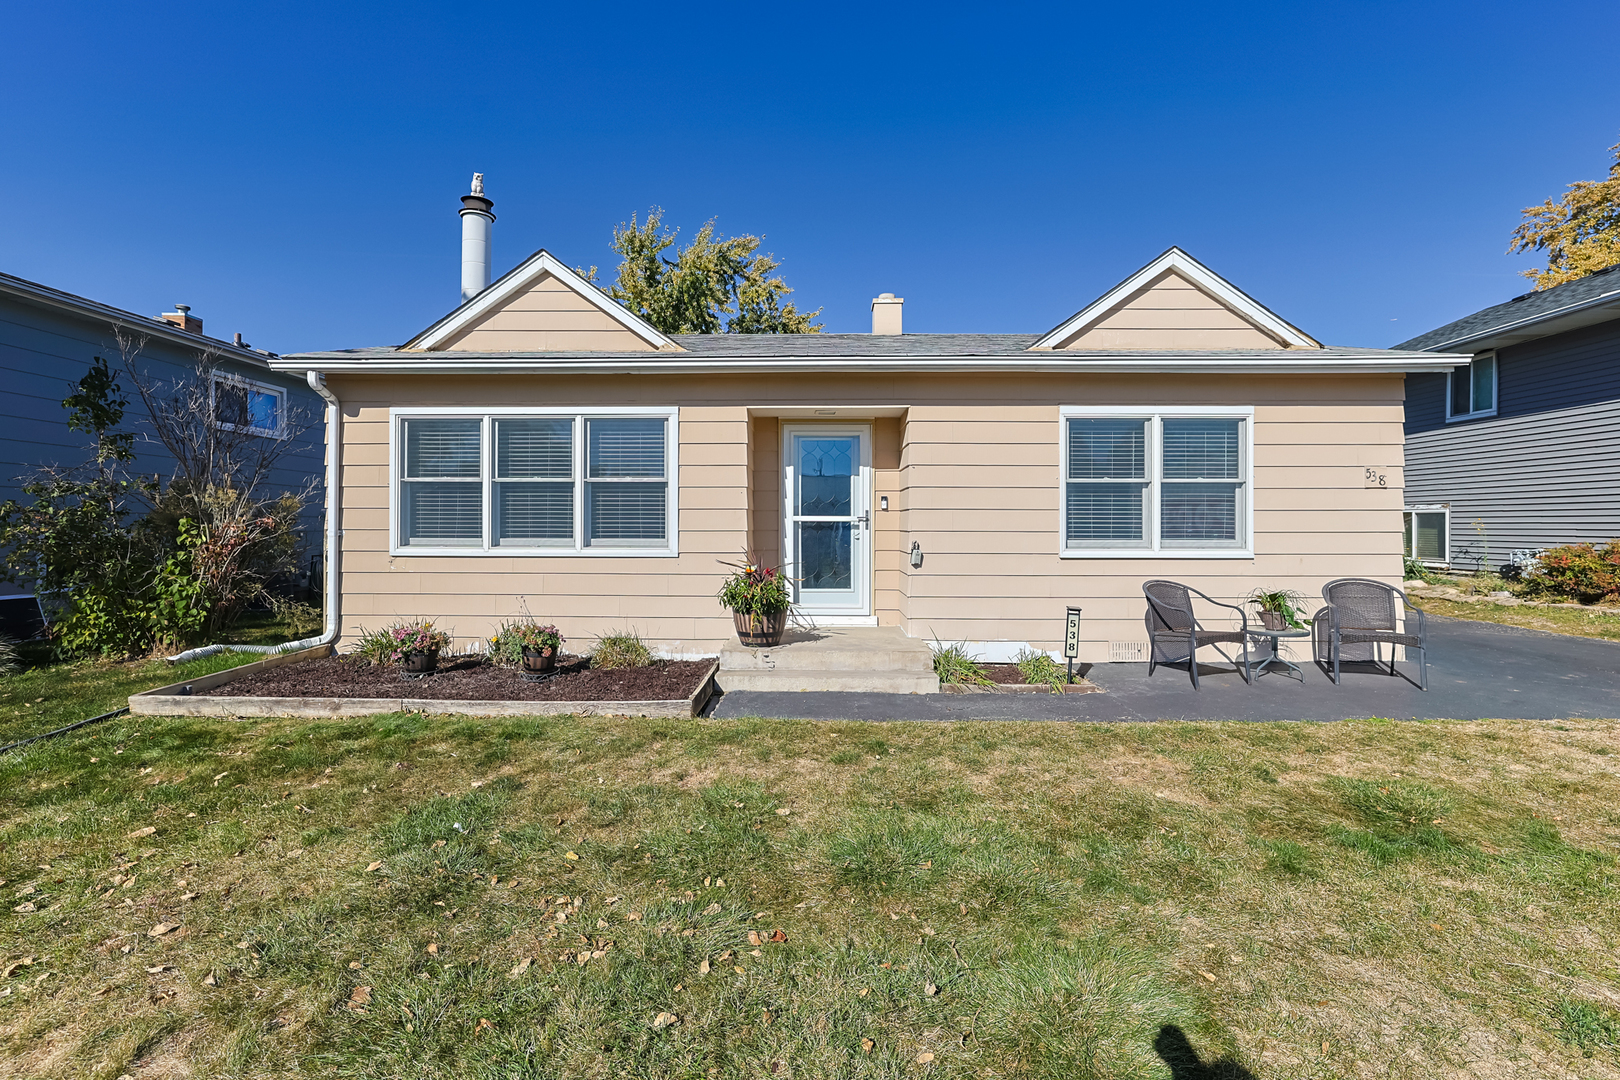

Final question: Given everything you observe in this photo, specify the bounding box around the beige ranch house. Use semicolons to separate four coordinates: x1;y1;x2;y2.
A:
276;244;1460;673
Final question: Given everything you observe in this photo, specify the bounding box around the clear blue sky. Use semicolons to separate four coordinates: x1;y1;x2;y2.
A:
3;1;1617;354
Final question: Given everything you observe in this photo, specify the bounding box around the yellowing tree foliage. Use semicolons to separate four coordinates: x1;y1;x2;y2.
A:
583;208;822;335
1509;141;1620;290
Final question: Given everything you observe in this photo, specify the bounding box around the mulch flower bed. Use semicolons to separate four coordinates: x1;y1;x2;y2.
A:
981;664;1034;685
202;654;716;703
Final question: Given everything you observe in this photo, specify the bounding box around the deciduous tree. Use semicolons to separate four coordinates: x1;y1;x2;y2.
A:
1509;141;1620;289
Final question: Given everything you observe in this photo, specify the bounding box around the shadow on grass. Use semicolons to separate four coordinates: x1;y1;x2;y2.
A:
1155;1023;1258;1079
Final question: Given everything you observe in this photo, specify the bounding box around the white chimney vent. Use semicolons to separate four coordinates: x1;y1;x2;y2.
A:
871;292;903;335
459;173;496;303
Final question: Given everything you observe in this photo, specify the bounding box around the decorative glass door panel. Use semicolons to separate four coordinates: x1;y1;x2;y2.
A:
784;426;871;617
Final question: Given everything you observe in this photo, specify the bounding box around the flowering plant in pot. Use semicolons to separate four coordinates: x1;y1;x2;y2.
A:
500;622;565;673
717;554;791;647
1246;588;1307;631
354;620;453;671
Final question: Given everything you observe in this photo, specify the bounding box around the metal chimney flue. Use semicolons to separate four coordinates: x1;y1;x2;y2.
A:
459;173;496;303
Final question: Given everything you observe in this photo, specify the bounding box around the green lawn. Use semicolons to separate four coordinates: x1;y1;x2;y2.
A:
1408;594;1620;643
3;653;1620;1079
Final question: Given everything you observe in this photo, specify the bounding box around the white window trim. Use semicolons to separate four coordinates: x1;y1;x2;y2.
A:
210;373;287;438
1445;351;1498;422
1059;405;1254;559
388;406;679;558
1403;504;1450;568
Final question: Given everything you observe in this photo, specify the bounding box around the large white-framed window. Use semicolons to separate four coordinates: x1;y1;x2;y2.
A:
211;374;286;437
1060;406;1253;558
1446;352;1497;421
390;407;678;557
1403;505;1449;567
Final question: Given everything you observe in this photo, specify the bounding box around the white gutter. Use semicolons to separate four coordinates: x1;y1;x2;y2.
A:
271;352;1469;377
1421;288;1620;353
166;371;342;662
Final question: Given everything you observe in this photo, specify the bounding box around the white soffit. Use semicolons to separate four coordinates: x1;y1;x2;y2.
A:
1032;247;1321;350
403;249;675;351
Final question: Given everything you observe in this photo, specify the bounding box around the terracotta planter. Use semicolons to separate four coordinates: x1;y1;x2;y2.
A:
1258;610;1286;631
732;609;787;648
522;646;558;674
401;649;439;674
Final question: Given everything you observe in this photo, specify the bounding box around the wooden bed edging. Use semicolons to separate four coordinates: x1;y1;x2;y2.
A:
130;652;720;720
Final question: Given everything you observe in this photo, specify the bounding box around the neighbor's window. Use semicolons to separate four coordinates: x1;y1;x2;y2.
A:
397;411;675;554
1063;410;1249;555
211;375;285;437
1403;506;1448;566
1447;352;1497;420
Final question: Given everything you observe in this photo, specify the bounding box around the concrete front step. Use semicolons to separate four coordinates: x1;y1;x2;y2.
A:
718;625;941;693
717;669;941;694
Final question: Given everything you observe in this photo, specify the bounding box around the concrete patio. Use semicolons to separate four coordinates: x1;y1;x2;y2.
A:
707;614;1620;722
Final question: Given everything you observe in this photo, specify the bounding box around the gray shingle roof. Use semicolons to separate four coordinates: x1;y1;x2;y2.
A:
1394;264;1620;351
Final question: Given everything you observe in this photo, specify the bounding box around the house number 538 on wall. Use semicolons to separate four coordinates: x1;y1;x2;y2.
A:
1363;467;1388;489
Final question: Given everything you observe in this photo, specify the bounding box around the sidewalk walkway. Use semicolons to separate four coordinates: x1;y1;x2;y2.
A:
708;615;1620;722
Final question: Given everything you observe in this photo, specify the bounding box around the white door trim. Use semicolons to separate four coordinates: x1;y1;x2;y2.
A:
781;423;873;619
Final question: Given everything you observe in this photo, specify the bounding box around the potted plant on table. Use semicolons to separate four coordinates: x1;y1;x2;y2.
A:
1246;588;1307;631
717;555;791;648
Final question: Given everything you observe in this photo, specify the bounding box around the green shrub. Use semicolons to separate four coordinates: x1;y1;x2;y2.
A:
1403;557;1441;583
591;629;652;669
350;620;453;666
1523;541;1620;602
931;639;991;686
1014;647;1067;691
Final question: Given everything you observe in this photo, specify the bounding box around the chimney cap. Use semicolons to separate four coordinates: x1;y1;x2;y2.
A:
175;304;191;313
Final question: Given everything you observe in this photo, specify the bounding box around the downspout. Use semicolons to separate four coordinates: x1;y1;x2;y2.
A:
166;370;342;662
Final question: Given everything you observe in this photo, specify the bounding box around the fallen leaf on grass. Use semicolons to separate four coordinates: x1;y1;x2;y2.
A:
508;957;531;978
1199;971;1217;983
652;1011;680;1029
145;965;169;974
126;826;156;839
748;930;762;947
202;973;217;986
11;902;34;914
2;958;34;978
348;961;362;969
365;861;383;873
916;1051;935;1064
701;902;722;916
862;1038;876;1054
698;959;710;975
769;928;787;943
149;921;179;937
425;943;439;956
734;965;746;975
180;893;196;901
347;986;372;1010
775;808;792;816
475;1017;494;1034
925;982;939;997
858;987;869;997
563;851;579;861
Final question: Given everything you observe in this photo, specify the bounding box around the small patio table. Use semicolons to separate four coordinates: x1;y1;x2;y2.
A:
1243;627;1311;682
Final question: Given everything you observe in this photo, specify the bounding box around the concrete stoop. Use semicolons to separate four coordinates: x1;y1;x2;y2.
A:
717;625;941;694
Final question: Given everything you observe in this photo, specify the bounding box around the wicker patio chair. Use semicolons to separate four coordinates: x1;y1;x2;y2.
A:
1143;580;1253;689
1316;577;1428;691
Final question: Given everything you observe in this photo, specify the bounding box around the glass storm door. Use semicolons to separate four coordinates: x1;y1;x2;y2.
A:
783;425;872;617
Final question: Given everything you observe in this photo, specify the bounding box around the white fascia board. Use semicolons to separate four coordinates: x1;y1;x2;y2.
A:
1032;247;1321;350
273;352;1466;376
403;249;674;351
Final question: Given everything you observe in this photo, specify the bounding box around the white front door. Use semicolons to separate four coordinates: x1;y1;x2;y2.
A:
782;424;872;619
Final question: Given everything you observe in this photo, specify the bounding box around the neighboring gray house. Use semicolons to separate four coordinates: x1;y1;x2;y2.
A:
0;271;327;597
1397;264;1620;570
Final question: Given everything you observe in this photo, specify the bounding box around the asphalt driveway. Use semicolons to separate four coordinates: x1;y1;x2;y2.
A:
708;614;1620;722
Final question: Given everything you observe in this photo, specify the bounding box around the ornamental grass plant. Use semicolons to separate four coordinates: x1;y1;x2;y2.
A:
350;620;453;667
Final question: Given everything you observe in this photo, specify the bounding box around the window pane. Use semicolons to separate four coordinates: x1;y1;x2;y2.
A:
1472;354;1496;413
588;418;665;478
1163;419;1239;479
797;521;853;589
1066;483;1146;543
796;437;854;517
1068;419;1145;480
248;388;280;433
214;383;249;428
1450;367;1472;416
497;418;572;478
1161;483;1239;543
1413;512;1446;562
587;481;667;543
1403;512;1414;559
402;482;482;545
495;481;573;545
405;419;481;478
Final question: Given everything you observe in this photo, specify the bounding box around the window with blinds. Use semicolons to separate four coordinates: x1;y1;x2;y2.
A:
396;412;675;553
1063;411;1249;555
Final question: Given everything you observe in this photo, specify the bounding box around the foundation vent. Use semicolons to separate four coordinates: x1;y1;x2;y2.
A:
1109;641;1147;662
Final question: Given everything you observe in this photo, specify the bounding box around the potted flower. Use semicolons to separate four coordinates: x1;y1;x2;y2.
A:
508;622;565;674
1246;588;1307;631
717;555;791;647
390;620;452;673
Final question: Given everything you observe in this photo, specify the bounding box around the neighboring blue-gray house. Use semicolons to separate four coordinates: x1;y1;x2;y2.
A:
0;270;327;596
1397;264;1620;570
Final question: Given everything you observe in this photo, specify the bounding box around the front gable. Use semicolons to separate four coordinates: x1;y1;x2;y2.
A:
1032;248;1319;351
404;250;677;352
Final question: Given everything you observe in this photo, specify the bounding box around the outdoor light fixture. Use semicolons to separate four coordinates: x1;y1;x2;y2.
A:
880;496;889;511
909;540;923;568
